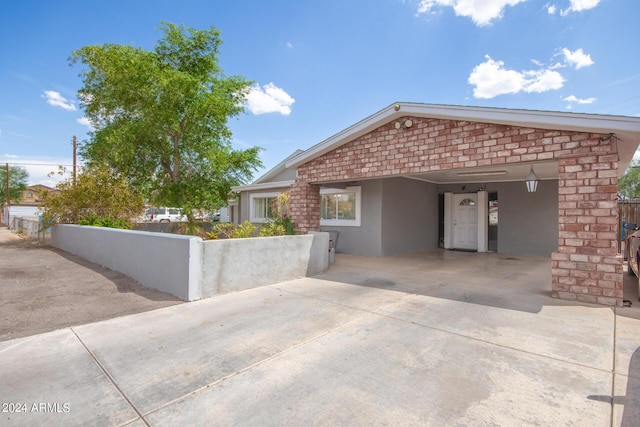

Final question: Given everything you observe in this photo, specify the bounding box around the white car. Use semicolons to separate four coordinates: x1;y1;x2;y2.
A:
145;207;186;223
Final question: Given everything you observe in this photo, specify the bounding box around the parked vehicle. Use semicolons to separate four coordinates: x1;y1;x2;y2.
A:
627;225;639;273
145;207;187;223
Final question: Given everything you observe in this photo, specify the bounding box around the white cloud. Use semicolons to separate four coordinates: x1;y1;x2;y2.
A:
561;0;600;15
547;4;557;14
245;83;295;115
468;56;565;99
523;69;565;93
286;42;293;48
563;95;596;109
42;90;76;111
563;95;596;104
416;0;527;26
76;117;93;128
561;48;594;69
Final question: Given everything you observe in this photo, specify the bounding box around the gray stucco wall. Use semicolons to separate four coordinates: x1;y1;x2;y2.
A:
321;179;383;256
267;168;296;183
439;180;559;256
381;178;439;256
52;225;329;301
321;178;440;257
494;180;558;256
52;225;199;300
200;231;328;298
318;176;557;257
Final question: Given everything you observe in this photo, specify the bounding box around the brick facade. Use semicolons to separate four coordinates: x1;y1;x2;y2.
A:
289;116;622;306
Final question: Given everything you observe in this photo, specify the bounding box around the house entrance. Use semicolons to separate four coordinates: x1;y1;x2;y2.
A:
442;191;488;252
453;194;478;250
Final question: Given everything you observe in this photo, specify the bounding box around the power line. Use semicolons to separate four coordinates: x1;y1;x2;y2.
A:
3;162;76;167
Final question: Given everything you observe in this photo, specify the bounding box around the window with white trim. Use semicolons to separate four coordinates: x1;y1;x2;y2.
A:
320;186;361;227
249;192;279;223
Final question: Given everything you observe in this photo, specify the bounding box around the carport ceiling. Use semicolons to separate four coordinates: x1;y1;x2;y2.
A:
403;161;558;184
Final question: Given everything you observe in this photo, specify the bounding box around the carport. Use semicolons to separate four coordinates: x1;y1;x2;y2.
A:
285;102;640;306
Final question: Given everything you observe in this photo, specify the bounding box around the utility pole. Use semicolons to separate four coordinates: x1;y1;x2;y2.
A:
73;135;77;186
4;163;9;224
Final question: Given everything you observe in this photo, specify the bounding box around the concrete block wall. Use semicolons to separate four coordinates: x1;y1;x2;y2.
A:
52;225;329;301
52;225;199;301
199;231;328;298
289;117;622;305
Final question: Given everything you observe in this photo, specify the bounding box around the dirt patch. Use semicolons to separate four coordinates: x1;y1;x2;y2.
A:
0;229;183;342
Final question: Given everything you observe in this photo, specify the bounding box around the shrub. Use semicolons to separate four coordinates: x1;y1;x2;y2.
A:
207;222;235;239
258;221;286;237
78;215;133;229
229;221;257;238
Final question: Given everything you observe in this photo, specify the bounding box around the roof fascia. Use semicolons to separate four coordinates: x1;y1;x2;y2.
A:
231;180;295;193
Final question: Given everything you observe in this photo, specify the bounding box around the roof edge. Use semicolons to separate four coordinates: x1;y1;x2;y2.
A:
232;180;295;193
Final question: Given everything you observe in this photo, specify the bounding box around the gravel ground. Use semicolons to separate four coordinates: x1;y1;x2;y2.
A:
0;228;183;342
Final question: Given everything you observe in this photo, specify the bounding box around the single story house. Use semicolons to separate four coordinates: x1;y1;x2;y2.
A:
233;102;640;306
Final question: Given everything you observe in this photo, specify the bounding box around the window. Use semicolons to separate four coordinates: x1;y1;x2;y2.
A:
249;192;279;223
320;186;361;227
27;192;34;198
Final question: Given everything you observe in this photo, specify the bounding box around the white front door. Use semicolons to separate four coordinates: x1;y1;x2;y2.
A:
453;194;478;250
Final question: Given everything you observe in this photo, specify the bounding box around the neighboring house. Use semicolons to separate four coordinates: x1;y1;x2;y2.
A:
2;184;57;223
17;184;55;206
233;102;640;306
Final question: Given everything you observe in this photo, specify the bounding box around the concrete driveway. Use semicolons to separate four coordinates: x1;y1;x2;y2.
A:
1;250;639;426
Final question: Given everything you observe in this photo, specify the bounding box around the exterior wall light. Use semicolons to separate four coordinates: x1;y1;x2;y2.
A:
525;167;539;192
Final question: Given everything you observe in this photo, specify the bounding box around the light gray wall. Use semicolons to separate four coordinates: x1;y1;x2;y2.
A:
494;180;558;256
321;179;383;256
200;232;328;298
381;178;440;256
266;168;296;183
52;225;329;301
52;225;199;300
439;180;559;257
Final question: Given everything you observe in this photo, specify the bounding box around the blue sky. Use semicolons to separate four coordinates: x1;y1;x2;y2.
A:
1;0;639;185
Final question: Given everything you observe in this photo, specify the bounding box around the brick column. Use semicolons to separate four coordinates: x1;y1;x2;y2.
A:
552;153;623;306
289;180;320;234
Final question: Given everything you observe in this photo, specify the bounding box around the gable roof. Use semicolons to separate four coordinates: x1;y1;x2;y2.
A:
26;184;56;192
285;102;640;175
231;149;303;192
253;149;303;185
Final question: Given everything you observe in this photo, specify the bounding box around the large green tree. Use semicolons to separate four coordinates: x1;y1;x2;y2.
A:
618;162;640;199
70;22;262;222
1;165;29;207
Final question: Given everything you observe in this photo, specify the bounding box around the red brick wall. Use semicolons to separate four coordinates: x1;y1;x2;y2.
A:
289;116;622;305
289;180;320;234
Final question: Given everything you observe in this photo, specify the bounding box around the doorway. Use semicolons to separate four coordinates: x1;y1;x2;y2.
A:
443;191;488;252
453;194;478;250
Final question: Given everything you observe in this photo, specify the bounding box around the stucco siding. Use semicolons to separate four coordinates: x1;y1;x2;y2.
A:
321;180;383;256
381;178;439;256
497;180;558;256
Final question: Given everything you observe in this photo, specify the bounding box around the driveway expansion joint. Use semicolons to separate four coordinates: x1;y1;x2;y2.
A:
70;328;150;427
